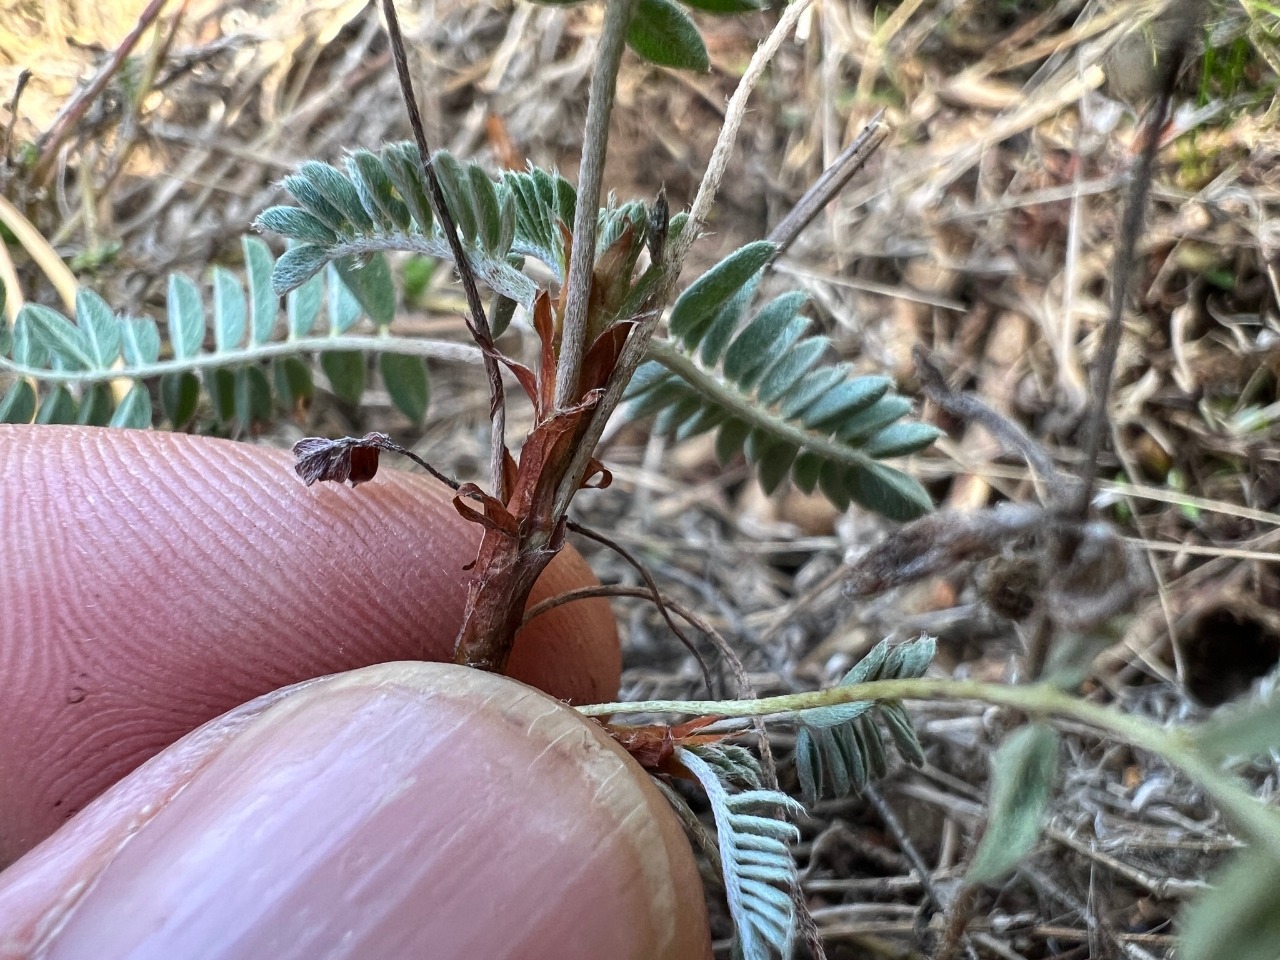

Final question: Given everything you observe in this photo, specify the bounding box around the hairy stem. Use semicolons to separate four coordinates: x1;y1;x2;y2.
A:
553;0;637;412
578;678;1280;856
551;0;815;519
380;0;508;499
452;0;635;672
0;336;482;385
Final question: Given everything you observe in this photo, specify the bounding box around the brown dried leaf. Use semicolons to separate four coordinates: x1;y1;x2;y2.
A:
292;432;391;487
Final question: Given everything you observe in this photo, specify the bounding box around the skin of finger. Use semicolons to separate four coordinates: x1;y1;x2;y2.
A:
0;663;711;960
0;426;619;866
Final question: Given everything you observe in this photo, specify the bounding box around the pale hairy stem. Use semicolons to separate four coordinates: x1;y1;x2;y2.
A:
578;677;1280;857
0;336;482;384
553;0;638;412
550;0;817;519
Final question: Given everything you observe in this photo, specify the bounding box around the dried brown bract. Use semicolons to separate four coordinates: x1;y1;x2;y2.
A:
293;433;394;488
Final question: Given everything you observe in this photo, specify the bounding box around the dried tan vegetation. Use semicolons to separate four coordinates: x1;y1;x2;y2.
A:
2;0;1279;956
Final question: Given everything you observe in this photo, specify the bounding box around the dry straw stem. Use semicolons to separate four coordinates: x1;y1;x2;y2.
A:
851;0;928;106
669;0;817;271
0;195;78;317
30;0;174;187
1071;10;1196;521
813;2;1183;233
919;458;1280;533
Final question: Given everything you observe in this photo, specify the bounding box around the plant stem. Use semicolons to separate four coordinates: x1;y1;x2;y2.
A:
765;112;888;258
0;336;482;384
666;0;816;273
578;678;1280;855
452;0;636;673
31;0;172;187
380;0;509;499
550;0;815;520
1071;15;1195;520
553;0;637;413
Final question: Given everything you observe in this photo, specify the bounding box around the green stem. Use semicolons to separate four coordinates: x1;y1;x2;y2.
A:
579;678;1280;854
552;0;637;412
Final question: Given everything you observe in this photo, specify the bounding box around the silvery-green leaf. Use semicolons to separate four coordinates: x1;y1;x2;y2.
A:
0;380;36;423
967;723;1060;884
109;382;152;429
273;357;314;410
287;274;324;339
204;368;235;422
347;149;408;229
234;365;272;427
382;143;435;233
212;267;247;353
669;241;774;340
756;337;826;406
36;386;77;424
255;207;338;245
380;353;429;424
626;0;711;72
335;253;395;328
296;161;372;233
121;317;160;367
166;274;204;361
1193;693;1280;763
161;372;200;428
432;151;478;242
862;421;943;458
243;236;278;345
836;395;912;443
321;351;364;406
800;376;890;429
1179;845;1280;960
273;243;330;296
469;164;503;254
326;262;363;335
76;384;113;426
677;746;801;960
20;304;93;370
844;461;933;522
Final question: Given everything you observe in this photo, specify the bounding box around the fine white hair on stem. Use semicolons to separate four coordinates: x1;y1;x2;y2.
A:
668;0;817;272
550;0;818;521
